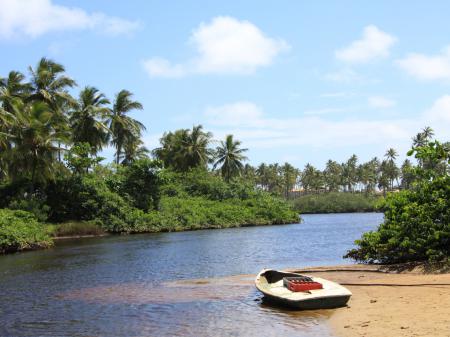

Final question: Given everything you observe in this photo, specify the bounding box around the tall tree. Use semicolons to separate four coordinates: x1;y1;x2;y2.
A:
323;159;342;192
8;101;68;191
108;89;144;164
0;71;31;112
400;159;414;190
213;134;248;182
280;162;299;198
28;58;76;160
121;137;149;165
384;148;399;190
341;154;358;192
153;125;212;171
70;86;110;154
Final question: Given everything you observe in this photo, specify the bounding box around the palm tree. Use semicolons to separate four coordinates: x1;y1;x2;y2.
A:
384;148;399;190
70;86;110;154
400;159;414;189
323;159;342;192
341;154;358;192
28;58;76;161
28;58;76;107
9;101;68;191
385;148;398;161
153;125;213;171
121;137;149;165
421;126;434;141
280;162;299;198
108;90;144;164
213;134;248;182
0;71;31;112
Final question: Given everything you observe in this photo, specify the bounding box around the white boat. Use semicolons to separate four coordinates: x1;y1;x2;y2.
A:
255;269;352;309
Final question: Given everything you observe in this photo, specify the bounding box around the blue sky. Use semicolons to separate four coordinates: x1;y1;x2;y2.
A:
1;0;450;168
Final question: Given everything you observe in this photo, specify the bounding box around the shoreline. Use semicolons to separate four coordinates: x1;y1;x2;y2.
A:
290;265;450;337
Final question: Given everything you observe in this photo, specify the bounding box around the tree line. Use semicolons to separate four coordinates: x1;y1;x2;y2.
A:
0;58;248;190
1;58;445;200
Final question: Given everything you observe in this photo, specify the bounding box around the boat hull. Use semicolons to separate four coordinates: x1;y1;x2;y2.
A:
255;269;351;310
261;291;351;309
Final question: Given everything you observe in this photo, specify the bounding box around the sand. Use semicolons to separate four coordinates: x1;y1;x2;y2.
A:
290;265;450;337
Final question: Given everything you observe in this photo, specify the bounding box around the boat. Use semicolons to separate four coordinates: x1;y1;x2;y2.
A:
255;269;352;309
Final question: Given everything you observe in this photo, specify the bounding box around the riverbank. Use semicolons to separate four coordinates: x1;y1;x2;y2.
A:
290;265;450;337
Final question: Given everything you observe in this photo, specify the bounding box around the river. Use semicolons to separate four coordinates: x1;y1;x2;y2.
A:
0;213;383;337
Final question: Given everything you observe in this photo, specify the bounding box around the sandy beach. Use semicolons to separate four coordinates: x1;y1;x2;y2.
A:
290;265;450;337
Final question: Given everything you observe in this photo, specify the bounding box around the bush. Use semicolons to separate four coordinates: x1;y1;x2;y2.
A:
8;197;50;222
291;192;381;214
0;209;52;253
114;194;299;233
346;141;450;265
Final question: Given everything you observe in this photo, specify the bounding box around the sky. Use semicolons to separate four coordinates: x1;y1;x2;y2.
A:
1;0;450;168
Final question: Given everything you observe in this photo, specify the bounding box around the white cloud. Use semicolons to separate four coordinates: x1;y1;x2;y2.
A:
368;96;396;109
303;108;347;115
142;58;186;78
0;0;140;39
335;25;397;63
319;92;355;98
424;95;450;138
396;47;450;81
324;68;361;83
143;16;290;78
201;97;450;151
204;101;265;127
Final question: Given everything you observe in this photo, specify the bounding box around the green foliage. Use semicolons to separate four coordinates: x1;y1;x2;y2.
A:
8;196;50;222
113;158;163;211
0;209;52;253
153;125;213;171
291;192;381;214
102;194;298;233
65;142;104;174
346;140;450;265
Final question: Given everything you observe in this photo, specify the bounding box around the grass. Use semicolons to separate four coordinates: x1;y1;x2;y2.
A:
48;221;105;238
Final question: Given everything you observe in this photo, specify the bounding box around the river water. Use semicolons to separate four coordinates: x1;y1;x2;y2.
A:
0;213;383;337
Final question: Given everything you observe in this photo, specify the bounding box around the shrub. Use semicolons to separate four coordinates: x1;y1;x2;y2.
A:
0;209;52;253
346;141;450;265
291;192;380;214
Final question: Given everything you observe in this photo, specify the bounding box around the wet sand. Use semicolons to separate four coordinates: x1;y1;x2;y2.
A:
290;265;450;337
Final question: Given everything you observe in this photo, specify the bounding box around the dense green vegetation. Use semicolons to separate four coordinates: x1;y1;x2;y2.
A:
0;209;52;253
346;137;450;265
291;192;381;214
0;58;297;253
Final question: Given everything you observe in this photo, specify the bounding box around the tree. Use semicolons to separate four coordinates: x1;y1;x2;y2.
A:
341;154;358;192
0;71;31;112
400;159;414;190
70;86;110;154
346;139;450;264
213;135;248;182
323;160;342;192
108;90;144;164
301;163;323;192
153;125;212;171
28;58;76;161
280;162;299;198
65;142;104;174
8;101;68;191
384;148;399;190
121;137;149;165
